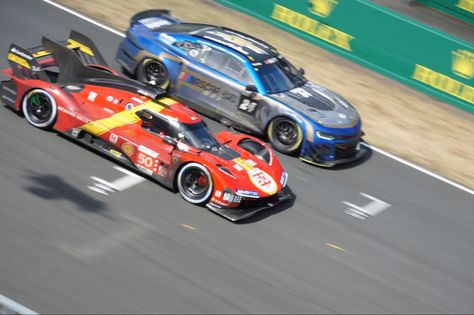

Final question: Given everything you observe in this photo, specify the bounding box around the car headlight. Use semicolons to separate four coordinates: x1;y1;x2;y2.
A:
316;131;335;140
280;171;288;187
223;189;242;203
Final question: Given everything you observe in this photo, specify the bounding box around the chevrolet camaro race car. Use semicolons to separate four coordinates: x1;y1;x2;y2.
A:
116;10;366;167
0;31;291;221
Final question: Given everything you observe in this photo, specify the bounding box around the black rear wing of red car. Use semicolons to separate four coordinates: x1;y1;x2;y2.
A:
6;30;108;81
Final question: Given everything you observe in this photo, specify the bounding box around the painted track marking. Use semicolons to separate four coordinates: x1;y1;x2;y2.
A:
88;166;146;195
181;224;197;231
325;243;345;251
0;294;38;315
343;192;391;220
43;0;474;196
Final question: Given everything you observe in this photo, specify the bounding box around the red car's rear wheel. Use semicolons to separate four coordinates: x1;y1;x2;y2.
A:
22;89;57;129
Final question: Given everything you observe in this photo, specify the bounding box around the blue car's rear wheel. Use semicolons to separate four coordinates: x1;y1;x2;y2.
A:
267;117;303;155
137;58;170;90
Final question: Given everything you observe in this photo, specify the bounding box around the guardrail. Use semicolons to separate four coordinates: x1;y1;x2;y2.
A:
416;0;474;25
215;0;474;113
0;295;38;315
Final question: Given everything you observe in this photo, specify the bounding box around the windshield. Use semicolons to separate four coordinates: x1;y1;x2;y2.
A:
255;57;306;94
178;122;219;150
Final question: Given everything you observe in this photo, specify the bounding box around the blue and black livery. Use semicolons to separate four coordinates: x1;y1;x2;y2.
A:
116;10;366;167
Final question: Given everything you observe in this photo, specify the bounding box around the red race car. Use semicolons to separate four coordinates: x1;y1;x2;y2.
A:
0;31;292;221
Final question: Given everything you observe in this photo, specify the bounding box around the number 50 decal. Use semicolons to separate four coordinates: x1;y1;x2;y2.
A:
138;153;154;168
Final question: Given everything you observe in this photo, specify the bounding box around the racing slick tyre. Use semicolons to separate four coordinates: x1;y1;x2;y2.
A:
22;89;57;129
267;117;303;155
136;58;170;90
177;163;213;205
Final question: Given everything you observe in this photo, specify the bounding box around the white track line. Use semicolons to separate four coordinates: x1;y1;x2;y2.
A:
42;0;474;196
0;294;38;314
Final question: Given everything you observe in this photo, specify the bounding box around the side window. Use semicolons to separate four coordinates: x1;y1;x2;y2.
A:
176;41;251;85
137;110;170;135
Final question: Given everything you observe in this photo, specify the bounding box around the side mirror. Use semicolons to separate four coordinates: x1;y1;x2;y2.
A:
245;85;258;93
298;68;305;75
163;135;177;147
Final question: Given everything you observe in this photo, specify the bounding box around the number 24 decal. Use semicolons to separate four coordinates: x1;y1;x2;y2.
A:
238;98;258;113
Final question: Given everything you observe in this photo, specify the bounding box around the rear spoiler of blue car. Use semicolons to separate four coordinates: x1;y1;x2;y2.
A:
130;9;181;30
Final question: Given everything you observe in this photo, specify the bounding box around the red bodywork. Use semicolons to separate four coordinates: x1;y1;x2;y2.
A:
1;33;291;221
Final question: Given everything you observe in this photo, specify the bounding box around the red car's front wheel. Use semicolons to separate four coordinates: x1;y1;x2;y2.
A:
177;163;213;205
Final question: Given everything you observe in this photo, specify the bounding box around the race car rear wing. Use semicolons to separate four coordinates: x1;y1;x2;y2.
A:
6;30;108;81
130;9;181;30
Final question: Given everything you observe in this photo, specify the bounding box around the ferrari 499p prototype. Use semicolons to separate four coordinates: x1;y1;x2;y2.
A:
116;10;366;167
0;31;291;221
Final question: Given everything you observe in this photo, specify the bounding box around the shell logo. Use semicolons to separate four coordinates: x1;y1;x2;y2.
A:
248;168;277;195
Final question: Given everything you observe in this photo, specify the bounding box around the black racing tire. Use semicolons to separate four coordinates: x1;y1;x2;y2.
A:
267;117;303;155
177;163;213;205
136;58;170;90
22;89;57;129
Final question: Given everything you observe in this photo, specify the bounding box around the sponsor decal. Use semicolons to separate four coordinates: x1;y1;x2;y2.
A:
138;145;159;158
215;190;222;198
137;152;159;173
238;96;258;114
109;133;118;144
131;96;144;104
235;189;259;198
308;0;338;17
157;165;169;177
210;197;227;206
248;168;278;195
139;17;172;29
58;107;90;123
109;149;122;157
271;4;353;51
125;103;134;111
452;49;473;79
456;0;474;14
137;164;153;175
10;47;33;60
87;91;98;102
103;107;114;114
121;142;135;157
245;159;257;167
233;158;277;195
412;63;473;105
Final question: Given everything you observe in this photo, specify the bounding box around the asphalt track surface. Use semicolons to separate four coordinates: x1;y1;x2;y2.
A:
0;1;473;313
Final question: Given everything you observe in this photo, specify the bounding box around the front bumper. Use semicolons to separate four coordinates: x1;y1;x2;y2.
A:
206;187;294;222
299;141;367;167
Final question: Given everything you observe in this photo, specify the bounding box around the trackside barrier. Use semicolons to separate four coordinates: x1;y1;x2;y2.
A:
0;295;38;315
215;0;474;113
415;0;474;25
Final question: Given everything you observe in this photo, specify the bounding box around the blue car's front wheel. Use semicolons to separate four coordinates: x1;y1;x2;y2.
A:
137;58;170;90
267;117;303;155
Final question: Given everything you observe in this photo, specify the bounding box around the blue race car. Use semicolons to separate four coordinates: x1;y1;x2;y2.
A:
116;10;366;167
